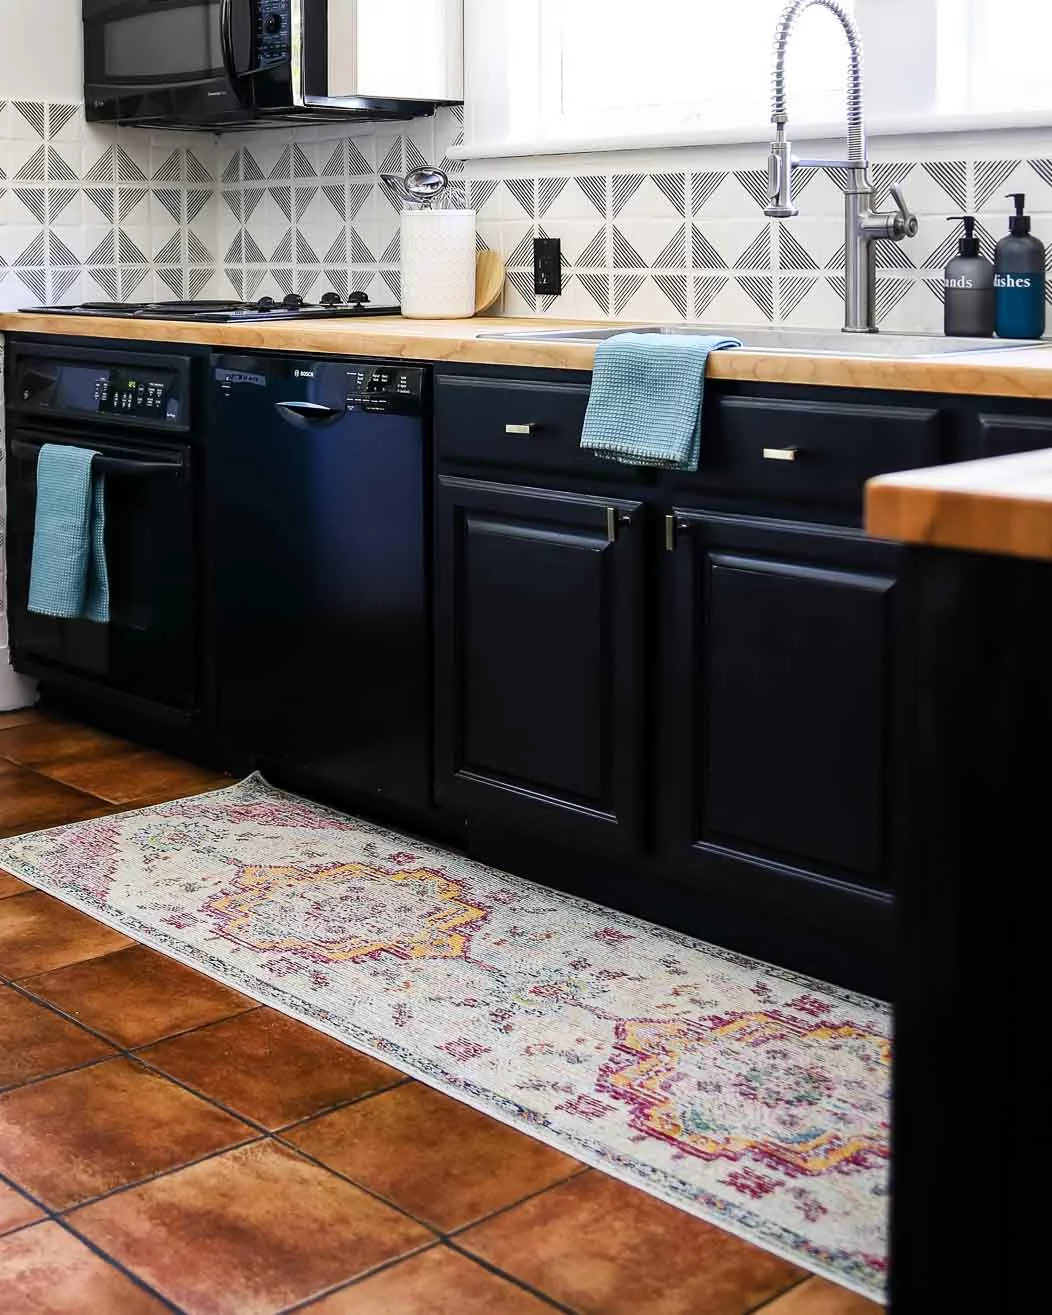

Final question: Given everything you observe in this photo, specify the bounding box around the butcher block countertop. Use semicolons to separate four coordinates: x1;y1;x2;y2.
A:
6;311;1052;398
867;449;1052;561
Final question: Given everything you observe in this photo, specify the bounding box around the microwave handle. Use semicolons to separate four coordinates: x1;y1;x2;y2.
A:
219;0;250;107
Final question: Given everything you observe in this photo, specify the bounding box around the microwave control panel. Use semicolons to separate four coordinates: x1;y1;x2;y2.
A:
257;1;292;64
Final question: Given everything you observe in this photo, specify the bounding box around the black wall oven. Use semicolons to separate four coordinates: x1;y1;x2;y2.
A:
5;343;199;716
83;0;443;129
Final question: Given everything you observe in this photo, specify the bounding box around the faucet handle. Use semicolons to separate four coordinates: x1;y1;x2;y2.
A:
889;184;919;239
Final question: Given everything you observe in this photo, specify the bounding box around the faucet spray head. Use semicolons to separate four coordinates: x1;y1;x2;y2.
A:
764;127;799;219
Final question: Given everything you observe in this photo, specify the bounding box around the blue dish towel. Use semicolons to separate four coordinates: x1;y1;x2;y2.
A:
580;332;741;470
27;444;110;624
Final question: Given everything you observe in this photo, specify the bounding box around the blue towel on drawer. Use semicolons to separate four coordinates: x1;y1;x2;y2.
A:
580;332;741;470
28;444;110;624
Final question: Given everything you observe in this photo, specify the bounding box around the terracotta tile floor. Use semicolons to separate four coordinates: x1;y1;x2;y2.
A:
0;708;886;1314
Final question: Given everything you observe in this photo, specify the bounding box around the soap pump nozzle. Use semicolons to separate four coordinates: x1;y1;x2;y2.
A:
1007;193;1031;236
949;215;980;257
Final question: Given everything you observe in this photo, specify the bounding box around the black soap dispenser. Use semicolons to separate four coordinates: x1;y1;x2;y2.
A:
995;194;1046;339
944;216;994;337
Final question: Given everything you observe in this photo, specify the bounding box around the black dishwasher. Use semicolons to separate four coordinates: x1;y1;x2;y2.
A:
207;353;431;813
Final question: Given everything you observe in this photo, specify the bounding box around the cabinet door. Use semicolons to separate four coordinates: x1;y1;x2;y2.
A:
661;510;904;893
435;476;645;855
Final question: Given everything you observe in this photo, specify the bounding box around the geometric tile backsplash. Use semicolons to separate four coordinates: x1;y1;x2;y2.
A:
5;98;1052;335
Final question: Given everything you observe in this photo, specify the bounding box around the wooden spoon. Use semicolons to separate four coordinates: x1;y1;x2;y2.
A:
475;250;506;314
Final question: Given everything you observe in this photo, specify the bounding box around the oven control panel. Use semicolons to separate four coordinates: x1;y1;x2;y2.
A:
9;352;191;431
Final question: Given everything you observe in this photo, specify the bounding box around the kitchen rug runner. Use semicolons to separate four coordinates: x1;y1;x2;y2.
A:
0;776;890;1299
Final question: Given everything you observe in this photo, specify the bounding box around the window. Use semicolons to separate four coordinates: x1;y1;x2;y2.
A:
460;0;1052;158
940;0;1052;115
539;0;861;140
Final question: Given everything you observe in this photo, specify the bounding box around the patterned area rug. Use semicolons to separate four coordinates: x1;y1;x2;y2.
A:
0;776;890;1299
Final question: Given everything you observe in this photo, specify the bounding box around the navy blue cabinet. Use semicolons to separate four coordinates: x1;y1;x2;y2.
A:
434;475;646;857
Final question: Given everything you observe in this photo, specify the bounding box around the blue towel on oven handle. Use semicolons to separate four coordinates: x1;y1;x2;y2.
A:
27;444;110;624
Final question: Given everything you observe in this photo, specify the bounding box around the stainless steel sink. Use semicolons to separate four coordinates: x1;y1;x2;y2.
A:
477;325;1045;358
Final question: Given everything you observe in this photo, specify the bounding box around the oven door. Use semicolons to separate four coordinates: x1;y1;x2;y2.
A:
83;0;256;124
6;428;198;713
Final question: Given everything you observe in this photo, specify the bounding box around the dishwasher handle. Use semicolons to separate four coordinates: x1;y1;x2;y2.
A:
9;439;186;477
274;401;346;428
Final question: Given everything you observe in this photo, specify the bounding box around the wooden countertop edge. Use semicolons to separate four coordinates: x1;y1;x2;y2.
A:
866;449;1052;561
4;312;1052;398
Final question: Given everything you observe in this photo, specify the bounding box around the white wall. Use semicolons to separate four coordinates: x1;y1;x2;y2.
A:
0;0;82;101
0;0;78;707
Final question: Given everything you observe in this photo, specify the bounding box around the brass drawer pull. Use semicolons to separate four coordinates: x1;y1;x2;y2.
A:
762;446;800;462
505;423;537;436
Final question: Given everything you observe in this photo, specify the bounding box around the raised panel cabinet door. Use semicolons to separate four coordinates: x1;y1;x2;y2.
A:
662;510;904;890
435;476;645;855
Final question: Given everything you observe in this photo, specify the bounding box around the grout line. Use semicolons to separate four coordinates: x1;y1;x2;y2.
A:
0;1052;117;1099
54;1214;191;1315
268;1078;413;1136
275;1240;445;1314
744;1276;817;1312
56;1133;267;1217
445;1165;592;1241
444;1238;579;1314
268;1130;444;1238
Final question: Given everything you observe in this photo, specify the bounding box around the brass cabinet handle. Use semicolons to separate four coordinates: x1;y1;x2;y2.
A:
606;507;633;542
505;423;537;435
664;514;691;551
762;446;800;462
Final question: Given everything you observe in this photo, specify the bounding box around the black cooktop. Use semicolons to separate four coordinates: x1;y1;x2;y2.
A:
24;294;401;324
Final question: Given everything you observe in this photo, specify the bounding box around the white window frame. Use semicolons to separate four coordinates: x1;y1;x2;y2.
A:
457;0;1052;160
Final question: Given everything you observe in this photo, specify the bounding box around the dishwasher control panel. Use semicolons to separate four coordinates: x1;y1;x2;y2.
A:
346;364;426;415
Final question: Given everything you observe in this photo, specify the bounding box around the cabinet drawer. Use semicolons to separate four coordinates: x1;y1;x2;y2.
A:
687;396;944;508
436;373;633;478
977;413;1052;457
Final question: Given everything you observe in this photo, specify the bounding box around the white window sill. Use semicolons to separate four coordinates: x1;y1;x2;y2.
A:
451;109;1052;162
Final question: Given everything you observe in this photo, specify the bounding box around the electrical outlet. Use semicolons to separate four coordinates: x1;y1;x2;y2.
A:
533;237;562;296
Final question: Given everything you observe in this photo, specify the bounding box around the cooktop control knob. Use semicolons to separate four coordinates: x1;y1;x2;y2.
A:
347;292;370;306
283;293;304;310
319;292;342;307
264;13;282;34
256;296;276;311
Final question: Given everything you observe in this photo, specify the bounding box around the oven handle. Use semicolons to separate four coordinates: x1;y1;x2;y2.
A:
9;440;187;478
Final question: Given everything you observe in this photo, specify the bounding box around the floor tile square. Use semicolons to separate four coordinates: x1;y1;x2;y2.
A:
0;1221;168;1312
0;709;42;732
38;746;231;805
0;1057;256;1209
302;1245;556;1313
22;945;258;1048
0;871;30;899
0;1180;44;1237
0;891;134;979
139;1007;404;1128
0;984;116;1089
0;761;108;838
70;1141;433;1315
287;1081;580;1231
0;717;130;769
459;1170;807;1315
760;1276;884;1313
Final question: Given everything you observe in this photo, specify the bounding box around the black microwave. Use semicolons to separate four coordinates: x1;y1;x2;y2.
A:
83;0;450;129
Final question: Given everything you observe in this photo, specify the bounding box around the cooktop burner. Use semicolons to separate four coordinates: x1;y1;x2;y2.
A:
24;293;401;323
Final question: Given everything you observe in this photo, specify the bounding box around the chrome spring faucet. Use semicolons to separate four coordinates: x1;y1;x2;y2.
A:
765;0;918;333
